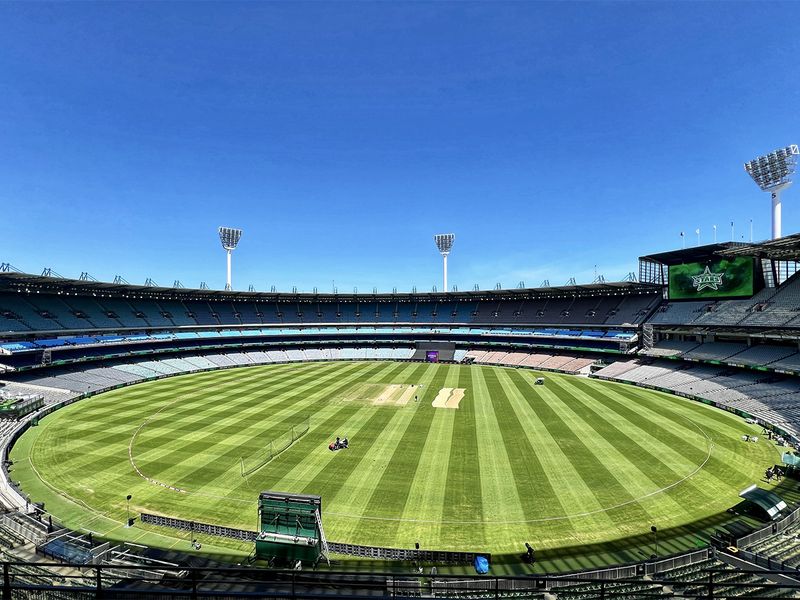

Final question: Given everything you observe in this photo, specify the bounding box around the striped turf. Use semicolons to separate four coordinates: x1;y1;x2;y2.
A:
10;361;782;570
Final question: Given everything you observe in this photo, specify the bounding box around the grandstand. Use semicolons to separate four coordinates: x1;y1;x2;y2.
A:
3;235;800;594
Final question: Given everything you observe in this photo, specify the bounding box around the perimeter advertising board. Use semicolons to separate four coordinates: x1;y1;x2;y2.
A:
668;257;755;300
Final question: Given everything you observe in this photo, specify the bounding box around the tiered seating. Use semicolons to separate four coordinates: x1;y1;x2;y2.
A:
559;357;596;373
160;358;200;372
595;359;800;435
266;350;289;362
225;352;254;366
60;296;122;329
538;355;578;370
0;381;76;404
771;353;800;373
0;523;25;548
243;351;271;364
464;350;490;363
657;558;789;598
460;350;597;374
304;348;326;360
205;354;237;367
730;344;798;366
138;360;182;375
481;352;510;365
592;360;642;379
555;579;665;600
681;342;747;362
614;362;673;383
648;301;708;325
519;353;551;368
649;273;800;329
644;366;704;389
285;349;305;361
0;285;660;333
646;340;699;357
114;363;162;379
183;356;218;370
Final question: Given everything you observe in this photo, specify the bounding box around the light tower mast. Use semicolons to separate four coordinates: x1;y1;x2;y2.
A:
434;233;455;292
218;227;243;290
744;145;799;240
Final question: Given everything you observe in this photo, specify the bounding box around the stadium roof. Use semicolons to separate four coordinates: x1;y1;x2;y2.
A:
638;242;747;266
716;233;800;261
0;271;661;302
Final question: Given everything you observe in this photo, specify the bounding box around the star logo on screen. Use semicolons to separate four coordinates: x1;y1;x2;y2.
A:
692;265;724;292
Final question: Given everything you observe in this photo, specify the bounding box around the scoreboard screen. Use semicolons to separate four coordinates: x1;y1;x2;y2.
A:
668;256;755;300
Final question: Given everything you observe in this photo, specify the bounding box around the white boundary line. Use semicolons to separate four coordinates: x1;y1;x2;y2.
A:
123;378;718;526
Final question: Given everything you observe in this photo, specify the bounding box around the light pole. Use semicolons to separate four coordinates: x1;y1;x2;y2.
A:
744;145;799;240
126;494;132;528
651;525;658;558
434;234;455;292
218;227;243;291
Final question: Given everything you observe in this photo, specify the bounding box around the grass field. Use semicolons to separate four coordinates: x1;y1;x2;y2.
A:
9;360;783;573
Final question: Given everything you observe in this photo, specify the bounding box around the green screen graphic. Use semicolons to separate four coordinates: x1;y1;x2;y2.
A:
668;257;755;300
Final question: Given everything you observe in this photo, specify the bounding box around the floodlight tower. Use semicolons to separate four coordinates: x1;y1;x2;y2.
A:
218;227;243;290
744;145;799;240
434;233;455;292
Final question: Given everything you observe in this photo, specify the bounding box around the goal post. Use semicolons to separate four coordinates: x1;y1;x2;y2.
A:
240;418;310;478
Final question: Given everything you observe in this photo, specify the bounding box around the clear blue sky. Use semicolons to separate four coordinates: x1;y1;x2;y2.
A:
1;2;799;293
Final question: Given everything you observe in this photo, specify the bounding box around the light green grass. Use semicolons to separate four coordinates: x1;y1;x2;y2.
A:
9;361;783;572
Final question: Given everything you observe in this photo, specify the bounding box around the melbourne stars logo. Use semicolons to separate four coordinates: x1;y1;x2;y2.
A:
692;265;724;292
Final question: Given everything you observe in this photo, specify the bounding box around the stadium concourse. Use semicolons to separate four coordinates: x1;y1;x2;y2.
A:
3;238;800;594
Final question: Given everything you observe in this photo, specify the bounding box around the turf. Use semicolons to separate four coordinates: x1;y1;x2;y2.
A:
9;361;783;572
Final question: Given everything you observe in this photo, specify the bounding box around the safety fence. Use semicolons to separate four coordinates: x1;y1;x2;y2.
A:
140;513;487;564
0;562;798;600
736;504;800;548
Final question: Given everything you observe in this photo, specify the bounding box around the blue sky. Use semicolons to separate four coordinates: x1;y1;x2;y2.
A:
1;2;799;293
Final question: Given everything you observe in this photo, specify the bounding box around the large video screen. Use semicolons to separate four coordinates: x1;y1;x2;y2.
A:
668;257;755;300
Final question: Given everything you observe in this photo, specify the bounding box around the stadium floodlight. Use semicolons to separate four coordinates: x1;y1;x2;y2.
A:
434;233;455;292
744;145;799;239
218;227;243;290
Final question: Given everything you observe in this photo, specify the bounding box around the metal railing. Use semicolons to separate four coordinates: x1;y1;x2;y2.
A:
1;562;800;600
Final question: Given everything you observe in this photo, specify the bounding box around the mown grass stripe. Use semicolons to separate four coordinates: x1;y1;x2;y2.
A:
396;364;458;543
75;362;336;445
485;368;566;520
140;361;394;495
349;363;444;546
35;362;387;528
440;363;486;547
71;361;357;477
472;368;541;522
544;374;695;519
265;361;419;492
324;363;435;543
508;369;652;528
497;369;617;532
572;377;775;494
551;376;719;509
15;363;781;566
